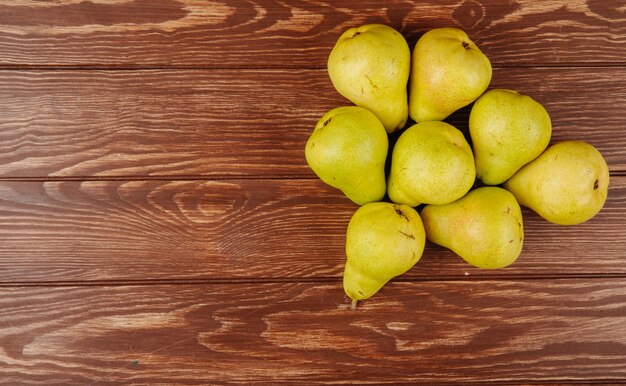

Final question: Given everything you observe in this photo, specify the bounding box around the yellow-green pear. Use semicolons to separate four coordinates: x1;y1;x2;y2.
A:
504;141;609;225
470;89;552;185
409;27;492;122
328;24;410;133
305;106;388;205
388;121;476;206
344;202;425;305
421;187;524;269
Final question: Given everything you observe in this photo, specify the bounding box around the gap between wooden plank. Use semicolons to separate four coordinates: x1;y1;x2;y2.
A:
0;172;624;182
3;273;626;288
0;175;322;182
1;64;626;71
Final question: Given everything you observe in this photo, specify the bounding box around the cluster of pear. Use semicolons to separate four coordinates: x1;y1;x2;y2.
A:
305;25;610;307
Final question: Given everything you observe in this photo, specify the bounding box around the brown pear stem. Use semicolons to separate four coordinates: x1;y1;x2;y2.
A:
350;299;358;310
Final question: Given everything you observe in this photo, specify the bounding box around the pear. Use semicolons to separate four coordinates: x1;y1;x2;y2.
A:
327;24;410;133
470;89;552;185
421;187;524;269
344;202;425;305
305;106;388;205
504;141;609;225
388;121;475;206
409;27;492;122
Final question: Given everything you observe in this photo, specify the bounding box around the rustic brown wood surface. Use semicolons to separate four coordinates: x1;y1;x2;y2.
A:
0;0;625;384
0;68;625;177
1;281;625;384
0;178;624;283
1;1;626;68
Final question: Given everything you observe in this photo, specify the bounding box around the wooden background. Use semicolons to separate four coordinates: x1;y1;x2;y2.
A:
1;0;625;384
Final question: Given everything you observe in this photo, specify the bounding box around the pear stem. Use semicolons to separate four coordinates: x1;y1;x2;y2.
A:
350;299;358;310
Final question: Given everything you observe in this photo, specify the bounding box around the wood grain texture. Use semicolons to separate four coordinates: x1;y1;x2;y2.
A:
0;177;623;283
0;1;624;384
1;0;626;68
0;281;625;384
0;67;624;178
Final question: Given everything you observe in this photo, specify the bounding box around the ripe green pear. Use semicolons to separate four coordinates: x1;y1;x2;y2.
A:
504;141;609;225
409;27;492;122
305;106;388;205
344;202;425;305
470;89;552;185
388;121;476;206
328;24;410;133
421;187;524;269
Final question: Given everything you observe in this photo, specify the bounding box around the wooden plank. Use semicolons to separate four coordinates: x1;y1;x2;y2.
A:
0;67;625;178
0;177;624;283
0;69;325;178
0;280;624;384
1;1;626;68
